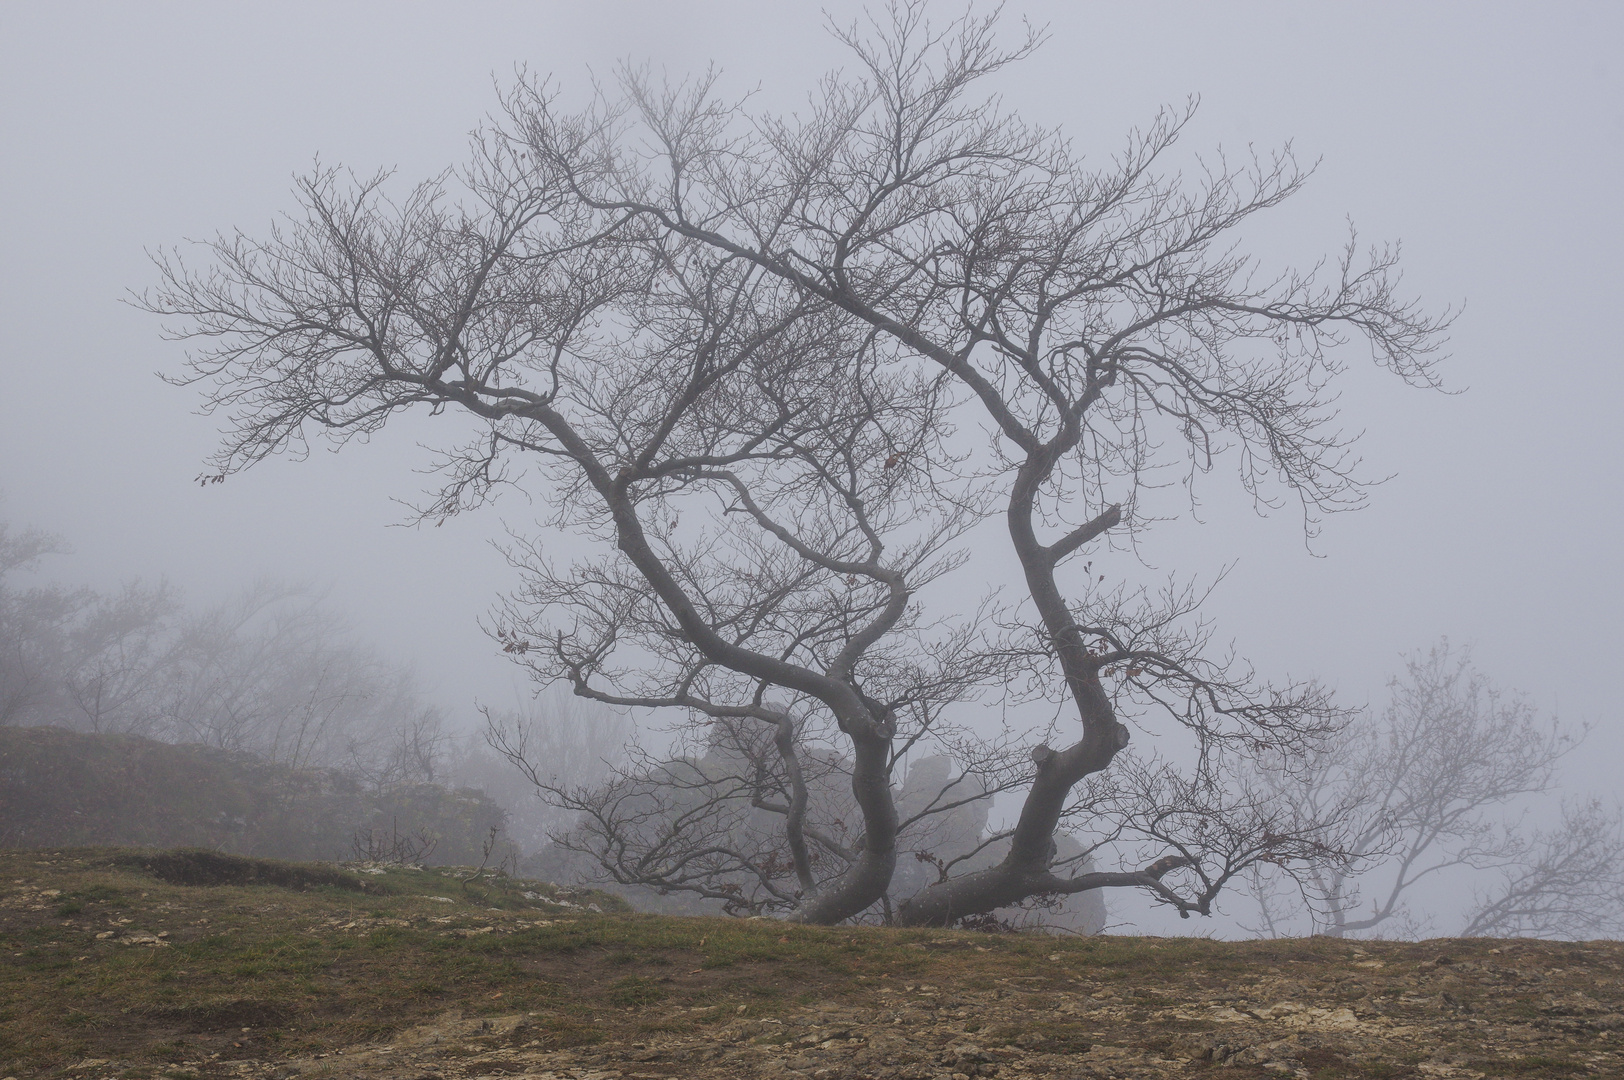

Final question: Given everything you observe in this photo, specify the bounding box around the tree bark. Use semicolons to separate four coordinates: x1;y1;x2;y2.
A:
792;730;897;923
896;471;1126;925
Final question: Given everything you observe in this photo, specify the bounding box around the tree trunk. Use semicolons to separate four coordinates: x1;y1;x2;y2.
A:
896;462;1125;926
791;731;897;924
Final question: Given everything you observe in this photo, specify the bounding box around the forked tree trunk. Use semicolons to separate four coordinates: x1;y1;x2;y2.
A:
896;463;1126;926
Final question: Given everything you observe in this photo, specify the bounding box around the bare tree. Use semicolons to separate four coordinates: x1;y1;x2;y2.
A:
474;683;634;851
144;4;1444;925
514;709;1035;919
525;712;858;916
497;2;1447;924
143;581;450;782
1250;642;1624;939
145;127;993;923
0;519;89;727
59;580;184;735
1459;798;1624;939
351;815;440;866
0;517;188;736
0;525;454;790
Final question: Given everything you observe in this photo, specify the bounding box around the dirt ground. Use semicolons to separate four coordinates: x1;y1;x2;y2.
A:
3;849;1621;1080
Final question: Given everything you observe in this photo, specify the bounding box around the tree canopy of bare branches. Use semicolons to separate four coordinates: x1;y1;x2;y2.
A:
144;3;1448;926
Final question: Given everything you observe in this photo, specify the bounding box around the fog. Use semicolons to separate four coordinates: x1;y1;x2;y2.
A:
2;3;1620;932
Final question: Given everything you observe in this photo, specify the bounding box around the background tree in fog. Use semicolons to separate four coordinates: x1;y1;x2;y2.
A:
0;519;451;786
144;4;1446;926
475;684;633;854
0;515;527;863
0;519;91;727
1247;641;1624;940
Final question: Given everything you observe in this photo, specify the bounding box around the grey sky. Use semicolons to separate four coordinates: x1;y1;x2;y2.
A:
2;0;1619;822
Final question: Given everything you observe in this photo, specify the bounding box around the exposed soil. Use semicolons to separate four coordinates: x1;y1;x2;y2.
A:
3;849;1620;1080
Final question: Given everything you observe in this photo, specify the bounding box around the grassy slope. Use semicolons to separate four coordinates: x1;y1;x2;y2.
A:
2;848;1621;1080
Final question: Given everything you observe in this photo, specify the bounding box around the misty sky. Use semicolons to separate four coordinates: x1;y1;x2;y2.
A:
2;0;1620;825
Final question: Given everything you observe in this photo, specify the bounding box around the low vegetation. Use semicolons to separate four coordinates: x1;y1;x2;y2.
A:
3;848;1621;1079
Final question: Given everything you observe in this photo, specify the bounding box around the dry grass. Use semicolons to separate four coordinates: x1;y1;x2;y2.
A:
3;848;1621;1080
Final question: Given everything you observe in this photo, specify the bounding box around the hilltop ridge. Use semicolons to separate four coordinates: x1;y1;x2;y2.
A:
2;848;1620;1079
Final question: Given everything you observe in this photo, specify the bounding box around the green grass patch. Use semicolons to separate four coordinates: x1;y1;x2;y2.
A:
606;975;668;1008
